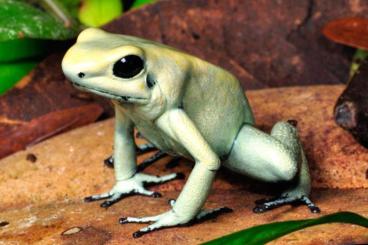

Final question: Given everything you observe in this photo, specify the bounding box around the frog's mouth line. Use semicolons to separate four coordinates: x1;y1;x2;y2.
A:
71;82;147;103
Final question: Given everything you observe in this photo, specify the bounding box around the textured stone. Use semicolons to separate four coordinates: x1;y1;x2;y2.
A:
0;85;367;243
249;85;368;189
0;189;366;244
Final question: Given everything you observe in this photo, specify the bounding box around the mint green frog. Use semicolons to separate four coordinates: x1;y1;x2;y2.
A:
62;28;319;238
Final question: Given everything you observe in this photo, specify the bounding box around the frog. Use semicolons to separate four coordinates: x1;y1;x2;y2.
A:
62;28;320;238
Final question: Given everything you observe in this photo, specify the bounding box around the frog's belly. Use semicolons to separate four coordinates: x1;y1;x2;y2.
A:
135;124;191;159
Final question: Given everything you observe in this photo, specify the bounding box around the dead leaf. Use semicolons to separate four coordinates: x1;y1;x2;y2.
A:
323;17;368;50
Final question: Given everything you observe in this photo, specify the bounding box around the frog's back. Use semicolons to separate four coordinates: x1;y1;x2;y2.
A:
182;57;254;157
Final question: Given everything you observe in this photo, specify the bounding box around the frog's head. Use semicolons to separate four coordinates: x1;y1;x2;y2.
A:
62;28;167;105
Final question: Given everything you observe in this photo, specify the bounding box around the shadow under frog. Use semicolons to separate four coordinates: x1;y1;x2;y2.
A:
62;28;320;238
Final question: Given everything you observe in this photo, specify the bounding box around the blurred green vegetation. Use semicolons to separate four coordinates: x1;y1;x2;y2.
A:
205;211;368;245
350;49;368;78
78;0;123;27
0;0;155;95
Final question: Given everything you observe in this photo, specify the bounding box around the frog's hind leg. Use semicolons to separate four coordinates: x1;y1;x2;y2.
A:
254;120;319;213
224;120;320;213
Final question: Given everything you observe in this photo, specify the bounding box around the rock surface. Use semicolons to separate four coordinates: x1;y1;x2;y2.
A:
0;85;367;244
0;189;367;244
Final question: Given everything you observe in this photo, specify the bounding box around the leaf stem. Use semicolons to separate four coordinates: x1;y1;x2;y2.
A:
36;0;75;28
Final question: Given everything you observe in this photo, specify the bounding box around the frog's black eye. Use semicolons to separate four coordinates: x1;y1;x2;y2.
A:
113;55;144;79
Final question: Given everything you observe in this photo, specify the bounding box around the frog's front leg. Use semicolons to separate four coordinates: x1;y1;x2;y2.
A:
85;107;183;208
103;142;159;168
120;109;225;237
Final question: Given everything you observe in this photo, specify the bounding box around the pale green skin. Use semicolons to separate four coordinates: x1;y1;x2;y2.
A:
62;28;311;234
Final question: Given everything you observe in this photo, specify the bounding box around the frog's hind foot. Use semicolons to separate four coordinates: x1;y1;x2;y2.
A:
253;195;320;214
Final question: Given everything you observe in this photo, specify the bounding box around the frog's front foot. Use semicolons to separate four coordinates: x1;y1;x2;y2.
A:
253;195;320;214
120;200;232;238
84;172;184;208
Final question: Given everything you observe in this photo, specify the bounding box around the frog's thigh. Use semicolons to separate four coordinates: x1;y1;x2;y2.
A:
271;122;311;196
224;123;299;182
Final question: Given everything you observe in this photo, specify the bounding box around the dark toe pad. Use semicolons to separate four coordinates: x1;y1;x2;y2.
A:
254;195;320;214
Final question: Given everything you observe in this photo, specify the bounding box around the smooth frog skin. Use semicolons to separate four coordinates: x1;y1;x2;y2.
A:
62;28;319;238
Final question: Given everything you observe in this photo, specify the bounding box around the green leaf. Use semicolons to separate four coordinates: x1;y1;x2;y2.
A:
78;0;123;27
350;49;368;78
0;39;48;63
0;60;38;94
0;0;79;41
59;0;81;18
36;0;79;30
204;212;368;245
131;0;155;9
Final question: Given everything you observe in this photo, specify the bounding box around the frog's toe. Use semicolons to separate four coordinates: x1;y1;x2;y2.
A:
253;195;320;213
131;222;167;238
137;172;185;184
100;193;128;208
119;213;162;225
135;188;162;198
195;207;233;222
136;151;168;171
120;210;184;238
120;213;168;238
297;196;321;213
168;199;232;221
253;195;295;213
84;191;112;202
121;207;232;238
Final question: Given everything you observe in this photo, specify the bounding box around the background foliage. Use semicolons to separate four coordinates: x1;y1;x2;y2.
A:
0;0;154;94
205;212;368;245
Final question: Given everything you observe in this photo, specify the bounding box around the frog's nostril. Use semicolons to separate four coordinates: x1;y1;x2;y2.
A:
78;72;85;78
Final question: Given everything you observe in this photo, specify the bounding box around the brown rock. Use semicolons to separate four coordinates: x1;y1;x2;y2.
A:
0;85;367;244
0;85;367;210
248;85;368;189
0;189;366;244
